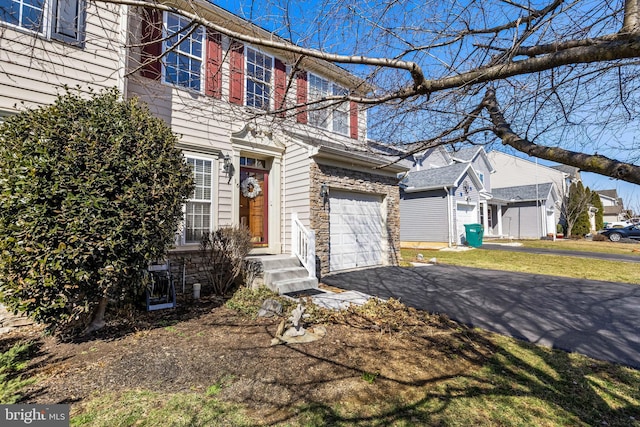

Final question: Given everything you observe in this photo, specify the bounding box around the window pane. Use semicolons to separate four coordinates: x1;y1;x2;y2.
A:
163;12;203;91
245;48;272;111
0;0;45;30
54;0;80;39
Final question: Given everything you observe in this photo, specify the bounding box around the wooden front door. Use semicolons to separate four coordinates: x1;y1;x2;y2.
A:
239;168;268;246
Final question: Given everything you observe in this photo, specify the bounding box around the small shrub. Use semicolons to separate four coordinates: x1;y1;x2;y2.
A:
225;286;294;316
591;233;607;242
201;227;253;296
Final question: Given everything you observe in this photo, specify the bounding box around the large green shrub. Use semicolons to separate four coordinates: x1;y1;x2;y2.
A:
0;89;194;335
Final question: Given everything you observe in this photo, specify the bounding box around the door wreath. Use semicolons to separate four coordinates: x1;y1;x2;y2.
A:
241;177;262;198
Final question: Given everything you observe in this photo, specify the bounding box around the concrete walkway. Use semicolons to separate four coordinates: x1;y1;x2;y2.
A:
322;265;640;368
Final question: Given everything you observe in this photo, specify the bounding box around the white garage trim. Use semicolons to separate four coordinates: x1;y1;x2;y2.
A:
329;190;386;272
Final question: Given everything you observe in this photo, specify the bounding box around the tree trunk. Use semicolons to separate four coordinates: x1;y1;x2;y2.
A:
84;296;108;335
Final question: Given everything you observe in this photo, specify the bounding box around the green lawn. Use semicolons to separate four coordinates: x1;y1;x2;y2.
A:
517;238;640;256
401;247;640;284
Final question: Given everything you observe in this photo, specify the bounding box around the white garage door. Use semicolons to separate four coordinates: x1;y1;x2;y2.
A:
456;203;478;244
330;191;384;272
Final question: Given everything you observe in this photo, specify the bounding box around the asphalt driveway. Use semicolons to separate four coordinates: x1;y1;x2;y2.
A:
322;265;640;368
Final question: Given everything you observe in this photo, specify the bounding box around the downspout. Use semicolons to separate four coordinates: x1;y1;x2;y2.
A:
117;5;129;98
446;186;453;247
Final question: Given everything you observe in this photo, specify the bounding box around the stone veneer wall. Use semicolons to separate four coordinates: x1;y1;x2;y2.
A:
310;161;402;277
166;248;210;296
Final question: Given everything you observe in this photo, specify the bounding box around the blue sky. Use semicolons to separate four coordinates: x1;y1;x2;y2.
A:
210;0;640;214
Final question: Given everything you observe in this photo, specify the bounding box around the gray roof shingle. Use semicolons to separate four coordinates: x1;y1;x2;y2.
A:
492;183;554;202
449;146;481;162
400;163;470;190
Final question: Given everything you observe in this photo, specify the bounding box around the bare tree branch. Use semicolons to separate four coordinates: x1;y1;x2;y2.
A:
482;87;640;184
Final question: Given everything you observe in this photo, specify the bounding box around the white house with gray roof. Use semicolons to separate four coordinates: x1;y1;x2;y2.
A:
399;147;495;246
491;183;559;239
399;146;570;245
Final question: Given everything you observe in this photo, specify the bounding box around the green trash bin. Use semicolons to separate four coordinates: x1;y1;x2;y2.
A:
464;223;484;247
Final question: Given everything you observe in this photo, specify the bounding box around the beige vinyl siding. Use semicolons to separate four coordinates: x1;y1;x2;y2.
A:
127;78;236;227
0;2;122;113
400;190;449;242
282;142;311;252
488;151;567;197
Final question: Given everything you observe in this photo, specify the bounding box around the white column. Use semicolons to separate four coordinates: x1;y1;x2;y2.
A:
497;204;503;237
482;202;489;234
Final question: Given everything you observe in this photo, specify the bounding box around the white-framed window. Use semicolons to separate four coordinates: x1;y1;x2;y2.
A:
308;73;349;135
0;0;85;43
183;157;213;244
164;12;204;91
245;47;272;110
332;85;349;135
478;172;484;184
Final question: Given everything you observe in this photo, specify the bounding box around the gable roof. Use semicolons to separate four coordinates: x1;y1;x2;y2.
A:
492;183;555;203
550;164;580;178
597;189;619;199
450;146;481;162
400;162;484;192
449;146;495;173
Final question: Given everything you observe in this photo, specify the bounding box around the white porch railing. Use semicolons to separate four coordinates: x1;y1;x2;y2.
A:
291;212;316;278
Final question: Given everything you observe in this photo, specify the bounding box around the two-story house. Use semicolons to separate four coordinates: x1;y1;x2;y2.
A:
399;146;494;246
0;1;407;291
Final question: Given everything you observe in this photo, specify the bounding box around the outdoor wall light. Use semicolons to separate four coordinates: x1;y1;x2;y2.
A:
320;182;329;207
219;152;234;183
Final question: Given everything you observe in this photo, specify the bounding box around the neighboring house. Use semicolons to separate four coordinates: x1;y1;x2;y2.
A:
487;151;579;238
1;2;406;289
491;184;560;239
399;146;493;245
596;190;626;224
399;147;576;245
487;151;576;199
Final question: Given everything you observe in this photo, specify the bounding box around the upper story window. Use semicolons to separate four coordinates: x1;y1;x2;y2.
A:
0;0;45;31
164;13;204;91
245;47;272;110
0;0;84;43
308;73;349;135
478;172;484;184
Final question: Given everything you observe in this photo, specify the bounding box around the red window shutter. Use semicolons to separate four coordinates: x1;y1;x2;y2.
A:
349;101;359;140
229;41;244;105
274;59;286;116
141;7;162;80
296;71;308;124
205;31;222;98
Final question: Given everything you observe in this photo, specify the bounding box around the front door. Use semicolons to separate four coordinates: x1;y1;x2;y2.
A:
239;167;268;246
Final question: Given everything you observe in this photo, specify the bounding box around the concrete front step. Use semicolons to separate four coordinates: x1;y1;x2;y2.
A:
247;255;319;294
272;277;319;294
264;266;310;285
247;254;300;271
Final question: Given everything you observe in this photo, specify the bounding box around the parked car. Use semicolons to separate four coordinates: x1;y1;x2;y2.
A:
599;225;640;242
604;220;631;228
